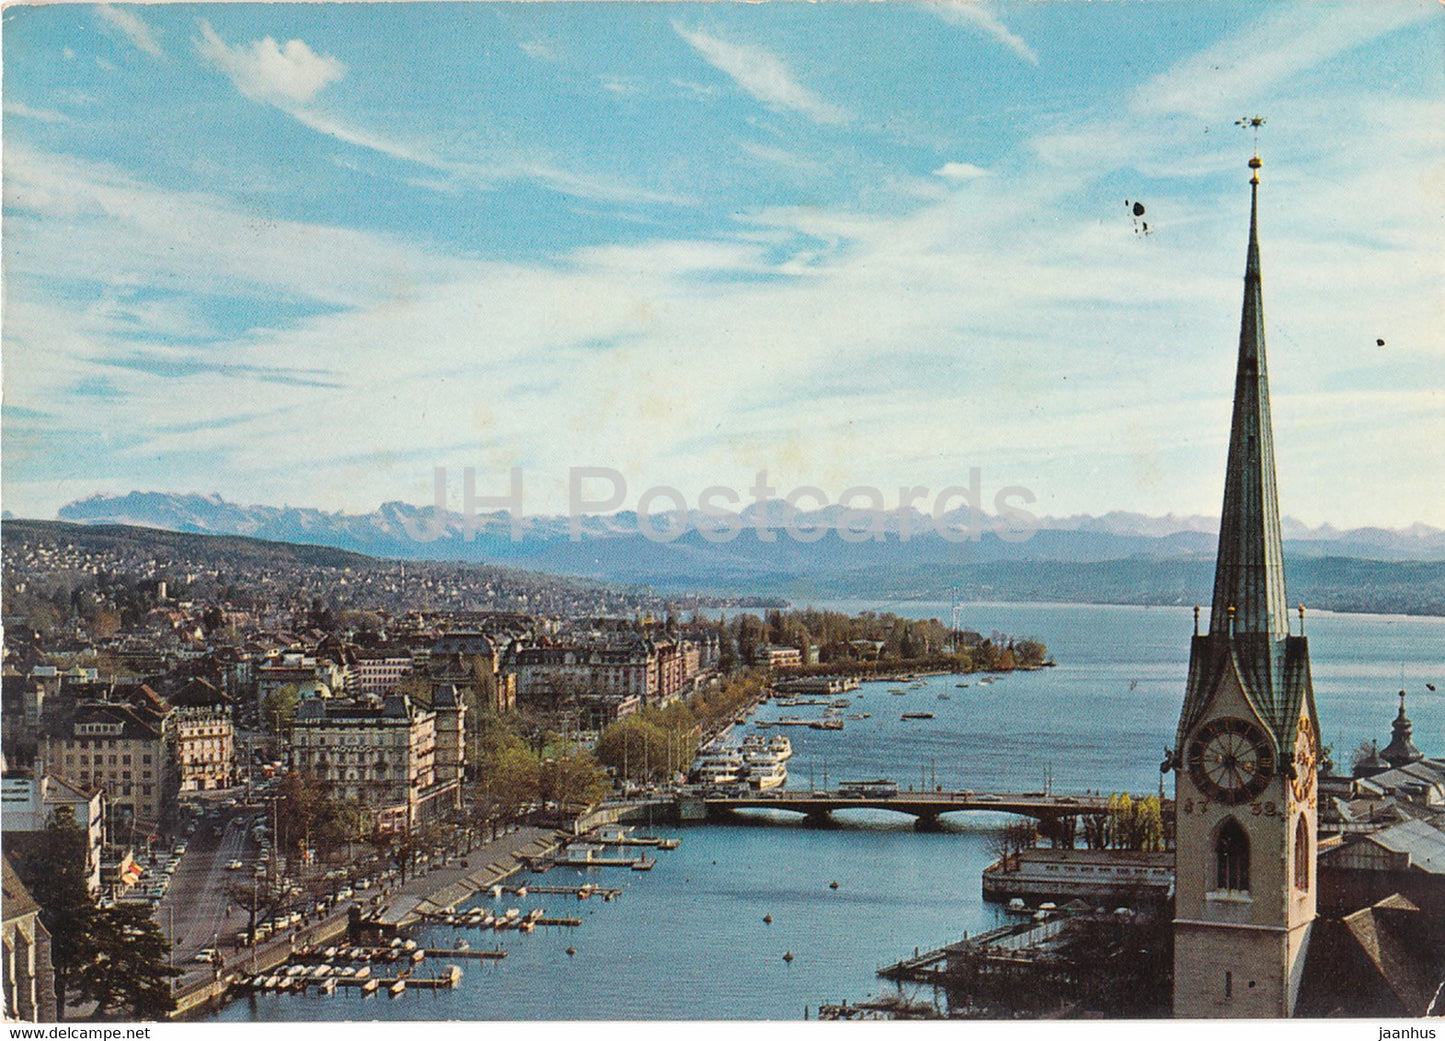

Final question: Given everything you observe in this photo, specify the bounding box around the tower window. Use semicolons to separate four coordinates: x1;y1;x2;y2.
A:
1294;815;1310;891
1216;818;1250;891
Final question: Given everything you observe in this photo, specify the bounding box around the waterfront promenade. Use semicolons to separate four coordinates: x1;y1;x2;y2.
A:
371;825;561;928
172;823;560;1016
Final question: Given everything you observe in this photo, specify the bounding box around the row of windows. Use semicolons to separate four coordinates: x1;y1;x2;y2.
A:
65;753;152;767
76;777;153;797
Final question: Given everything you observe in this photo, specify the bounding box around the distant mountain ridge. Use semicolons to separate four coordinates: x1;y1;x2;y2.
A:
18;493;1445;616
53;491;1445;562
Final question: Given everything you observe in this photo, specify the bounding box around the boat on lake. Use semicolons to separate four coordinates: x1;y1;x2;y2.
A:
901;711;935;720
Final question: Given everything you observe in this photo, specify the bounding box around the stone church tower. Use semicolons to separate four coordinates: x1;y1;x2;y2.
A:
1168;155;1321;1017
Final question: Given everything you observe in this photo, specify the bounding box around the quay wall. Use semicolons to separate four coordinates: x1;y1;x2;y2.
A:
575;799;678;834
173;914;349;1019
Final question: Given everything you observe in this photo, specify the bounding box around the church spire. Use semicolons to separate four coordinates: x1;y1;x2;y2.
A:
1208;155;1289;640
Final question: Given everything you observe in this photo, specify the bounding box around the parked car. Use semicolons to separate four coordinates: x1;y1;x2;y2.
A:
226;859;244;871
194;949;218;963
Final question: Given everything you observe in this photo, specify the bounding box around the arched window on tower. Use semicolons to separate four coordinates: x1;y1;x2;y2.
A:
1294;815;1310;891
1216;818;1250;892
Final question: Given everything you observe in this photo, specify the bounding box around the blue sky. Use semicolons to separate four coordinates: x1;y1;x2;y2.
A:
2;1;1441;527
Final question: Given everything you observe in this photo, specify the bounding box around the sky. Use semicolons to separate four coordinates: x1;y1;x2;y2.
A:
2;1;1442;528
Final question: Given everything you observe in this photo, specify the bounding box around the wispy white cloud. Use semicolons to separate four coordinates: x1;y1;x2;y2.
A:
925;2;1038;66
674;24;850;126
196;20;344;107
3;101;72;124
519;38;560;63
193;22;685;207
96;5;162;58
935;161;989;180
1134;4;1432;117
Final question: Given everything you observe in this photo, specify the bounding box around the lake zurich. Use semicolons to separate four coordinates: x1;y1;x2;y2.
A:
215;602;1443;1021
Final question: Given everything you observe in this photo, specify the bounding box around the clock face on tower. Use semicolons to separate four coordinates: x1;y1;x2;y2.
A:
1292;716;1317;802
1187;717;1276;804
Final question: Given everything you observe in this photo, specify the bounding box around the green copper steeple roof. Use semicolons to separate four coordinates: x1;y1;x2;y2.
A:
1209;167;1290;642
1177;160;1316;754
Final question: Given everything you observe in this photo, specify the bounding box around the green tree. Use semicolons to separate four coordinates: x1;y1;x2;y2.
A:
369;825;438;885
11;811;95;1019
539;751;608;807
225;873;288;947
77;905;179;1020
488;745;541;813
262;683;301;735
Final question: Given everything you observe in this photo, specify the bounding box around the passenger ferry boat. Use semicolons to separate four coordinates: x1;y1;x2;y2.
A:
741;733;793;761
694;749;746;786
743;755;788;790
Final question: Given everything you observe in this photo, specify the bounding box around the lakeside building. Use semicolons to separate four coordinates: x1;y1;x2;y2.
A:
288;693;463;831
758;645;802;670
513;634;700;708
171;677;235;792
40;687;177;840
982;849;1173;906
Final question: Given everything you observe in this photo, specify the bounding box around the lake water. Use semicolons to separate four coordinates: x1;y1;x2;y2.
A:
214;602;1443;1021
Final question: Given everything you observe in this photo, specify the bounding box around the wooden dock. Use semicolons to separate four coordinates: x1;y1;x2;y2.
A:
239;965;464;994
513;884;622;899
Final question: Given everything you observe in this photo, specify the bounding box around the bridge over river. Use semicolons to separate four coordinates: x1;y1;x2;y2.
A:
699;789;1164;829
